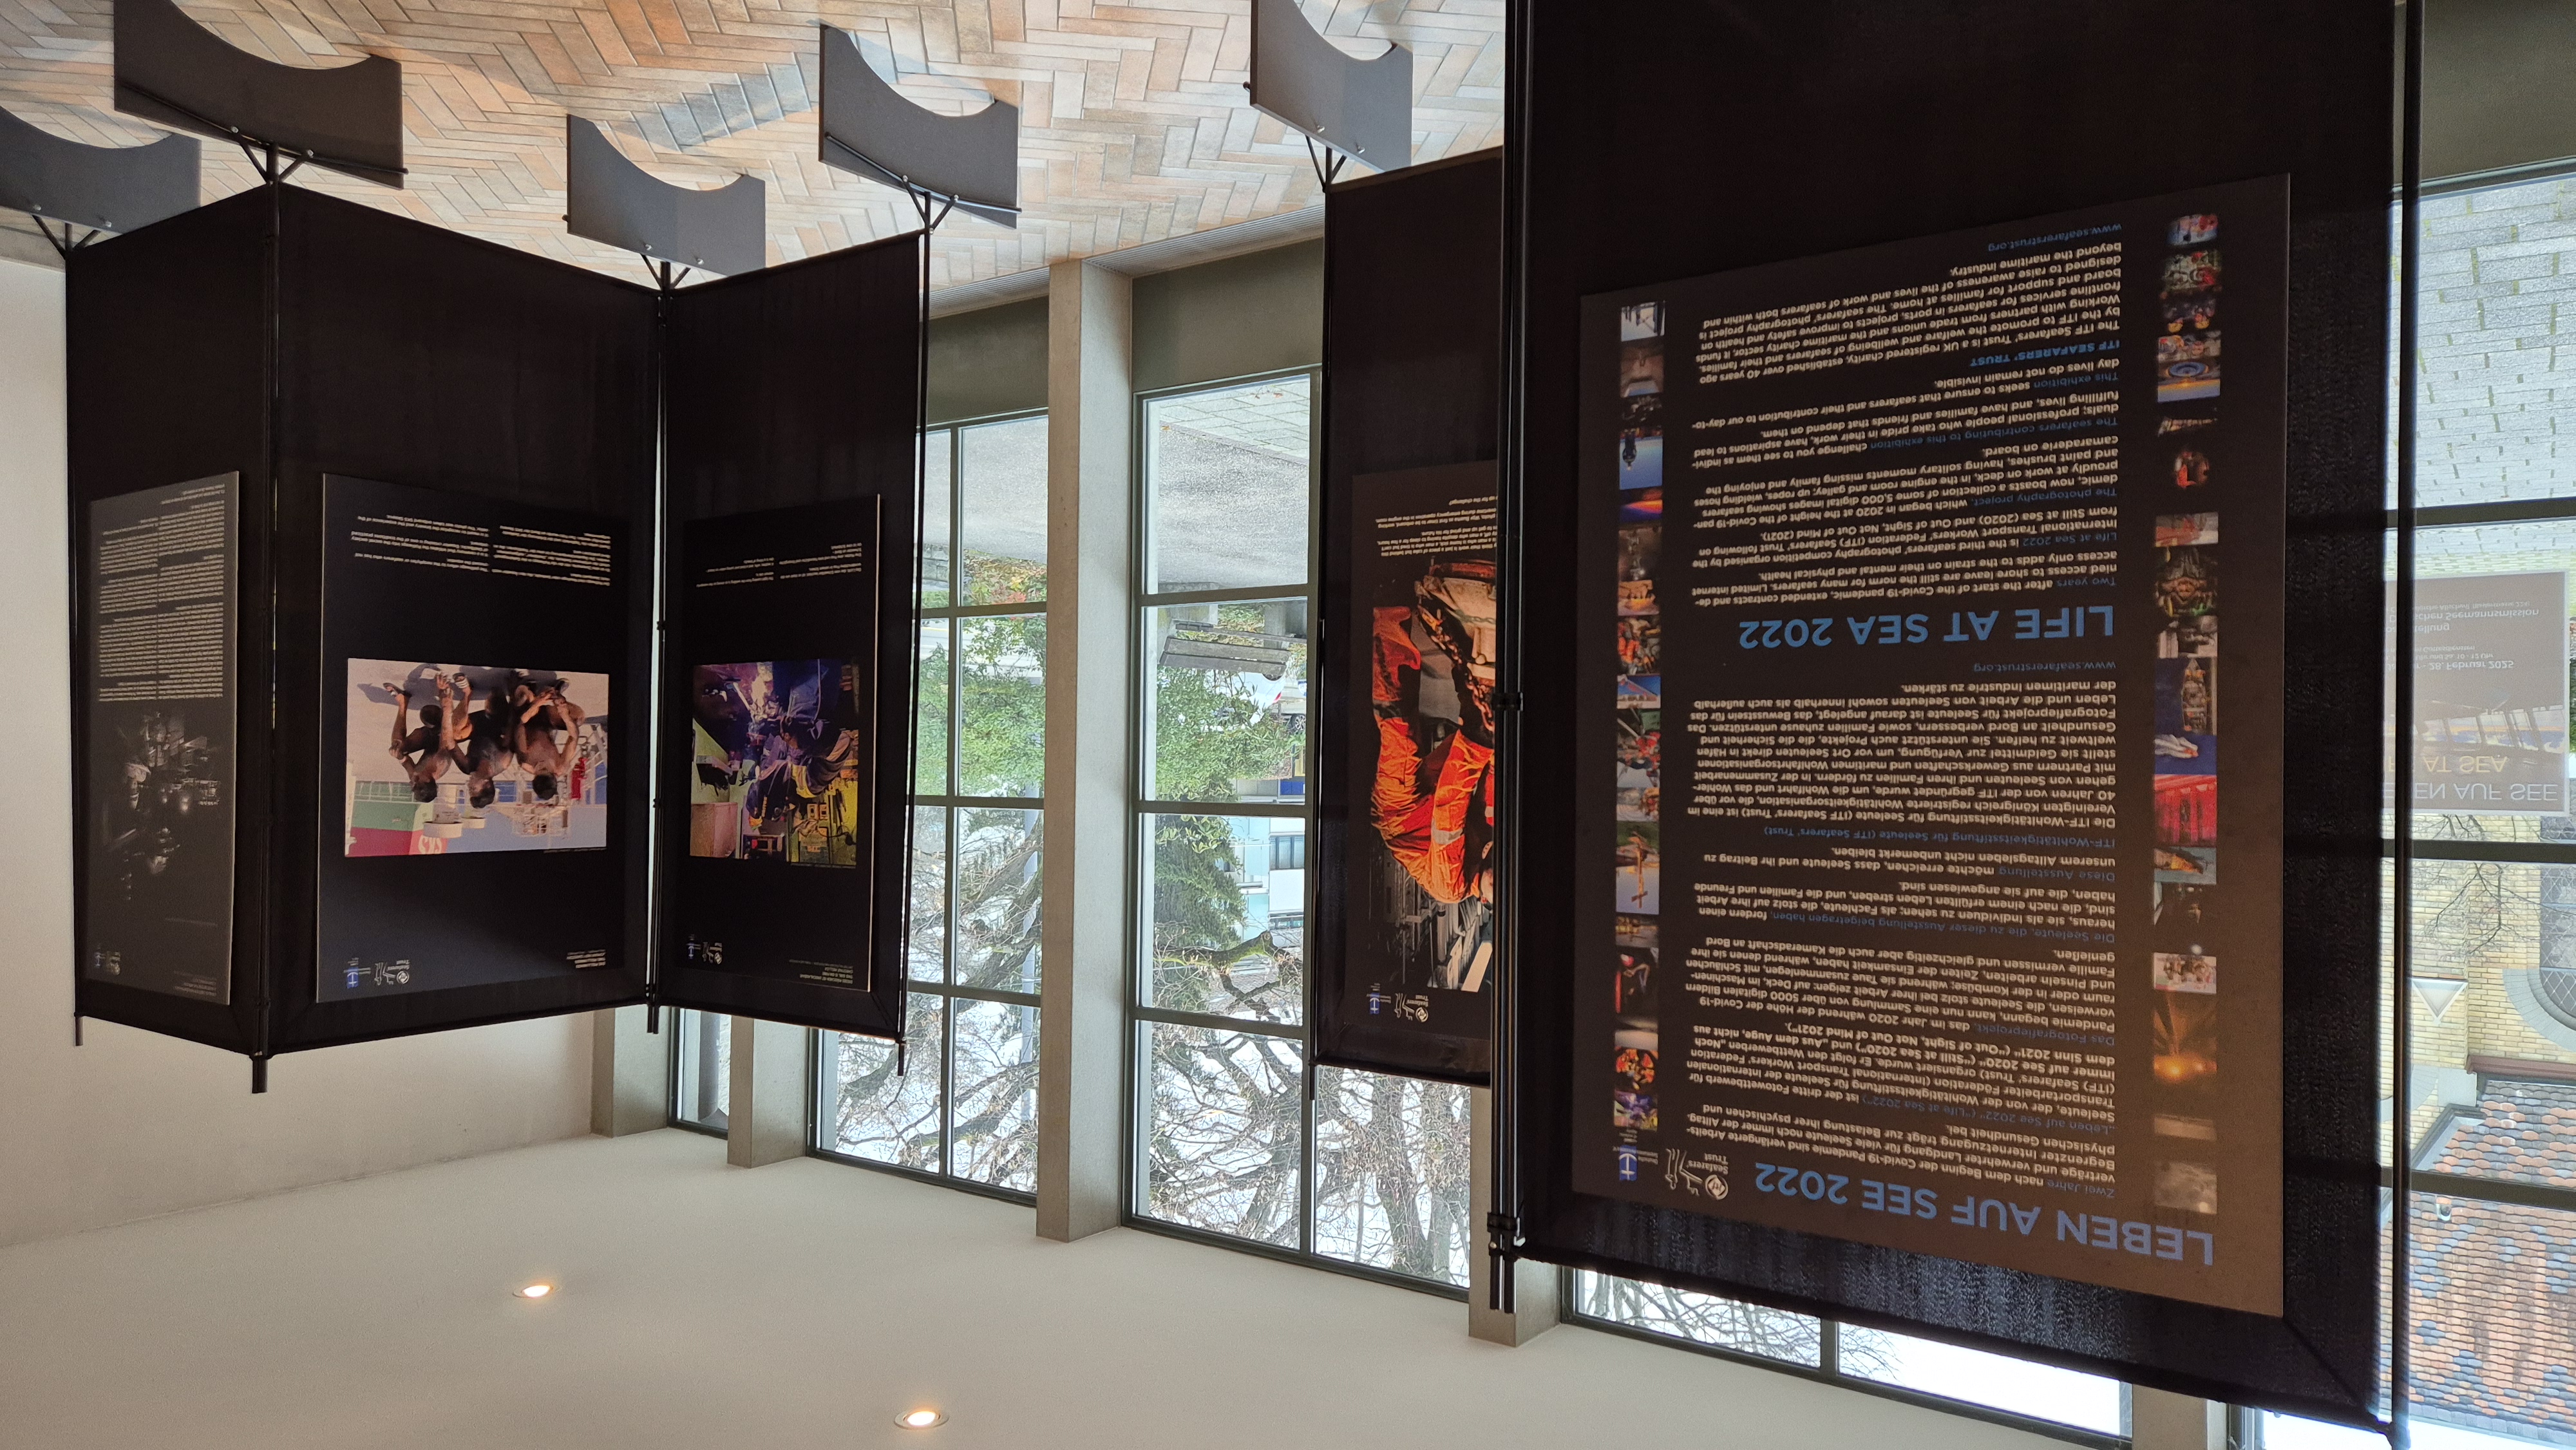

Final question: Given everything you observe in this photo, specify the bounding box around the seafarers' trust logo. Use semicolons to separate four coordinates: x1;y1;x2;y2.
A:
1667;1151;1728;1201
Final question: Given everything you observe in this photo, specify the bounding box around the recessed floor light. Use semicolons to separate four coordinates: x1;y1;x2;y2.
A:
514;1283;555;1300
896;1409;945;1430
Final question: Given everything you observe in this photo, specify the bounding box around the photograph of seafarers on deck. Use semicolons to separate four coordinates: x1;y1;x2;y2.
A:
689;659;866;867
345;661;609;856
1361;558;1499;995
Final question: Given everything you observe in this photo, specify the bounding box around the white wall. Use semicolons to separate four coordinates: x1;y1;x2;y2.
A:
0;255;599;1250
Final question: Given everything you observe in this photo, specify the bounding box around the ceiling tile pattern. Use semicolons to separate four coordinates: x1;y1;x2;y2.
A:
0;0;1503;286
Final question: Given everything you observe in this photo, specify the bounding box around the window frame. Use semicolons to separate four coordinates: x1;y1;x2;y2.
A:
1562;1270;2142;1449
667;1007;728;1138
1116;364;1468;1300
808;406;1048;1204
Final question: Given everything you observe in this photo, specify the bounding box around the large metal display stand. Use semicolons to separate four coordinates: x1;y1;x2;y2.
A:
1488;0;2392;1426
66;184;921;1082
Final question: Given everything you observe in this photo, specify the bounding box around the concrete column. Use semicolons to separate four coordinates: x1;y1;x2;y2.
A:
588;1005;665;1136
724;1016;808;1168
1468;1086;1559;1344
2129;1388;2227;1450
1036;258;1134;1243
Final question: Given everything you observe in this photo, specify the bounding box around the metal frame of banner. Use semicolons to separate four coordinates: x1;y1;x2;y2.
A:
564;116;766;292
1486;0;1536;1315
111;0;404;188
0;106;201;258
1246;0;1413;191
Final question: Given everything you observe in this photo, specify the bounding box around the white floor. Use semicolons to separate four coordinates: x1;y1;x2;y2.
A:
0;1129;2062;1449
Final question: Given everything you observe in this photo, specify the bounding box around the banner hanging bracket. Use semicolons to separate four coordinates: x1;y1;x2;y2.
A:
1485;1210;1523;1313
1302;134;1348;191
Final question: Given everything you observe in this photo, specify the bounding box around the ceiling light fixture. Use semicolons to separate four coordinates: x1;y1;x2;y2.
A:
895;1409;945;1430
514;1283;555;1300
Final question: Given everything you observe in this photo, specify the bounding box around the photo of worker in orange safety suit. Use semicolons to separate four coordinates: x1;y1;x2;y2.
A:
1364;557;1498;994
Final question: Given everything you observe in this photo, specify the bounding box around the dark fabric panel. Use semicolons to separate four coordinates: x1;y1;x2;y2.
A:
1313;151;1503;1082
66;188;272;1055
659;234;922;1039
1504;0;2387;1421
266;185;657;1051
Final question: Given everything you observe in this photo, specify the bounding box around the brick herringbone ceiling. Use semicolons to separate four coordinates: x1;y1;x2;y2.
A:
0;0;1502;286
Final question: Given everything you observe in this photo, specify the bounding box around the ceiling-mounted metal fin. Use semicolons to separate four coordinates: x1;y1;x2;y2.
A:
113;0;404;187
564;118;765;278
1248;0;1412;171
817;24;1019;229
0;106;200;235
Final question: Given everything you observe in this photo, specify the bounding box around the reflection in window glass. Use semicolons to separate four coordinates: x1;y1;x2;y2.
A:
2261;1412;2544;1449
1146;599;1309;804
908;806;946;983
1145;813;1303;1024
1569;1270;1824;1368
2409;179;2576;510
960;416;1049;604
951;997;1040;1191
1838;1327;2124;1435
828;994;945;1172
672;1009;730;1132
1312;1068;1472;1285
1144;376;1312;594
1142;1021;1303;1247
2397;522;2575;845
2258;1414;2383;1449
959;614;1046;798
2407;1193;2576;1442
920;428;952;608
954;807;1043;993
2401;859;2576;1086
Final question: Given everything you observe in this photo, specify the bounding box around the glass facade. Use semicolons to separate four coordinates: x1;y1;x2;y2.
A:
1127;373;1473;1288
819;415;1046;1197
669;1008;728;1134
2380;174;2576;1449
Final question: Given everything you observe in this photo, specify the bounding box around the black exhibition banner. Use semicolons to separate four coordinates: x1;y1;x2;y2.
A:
68;187;270;1053
1500;0;2387;1419
82;473;238;1004
317;474;629;1001
1575;182;2286;1315
672;499;883;992
1332;461;1500;1051
659;232;920;1039
1313;149;1503;1083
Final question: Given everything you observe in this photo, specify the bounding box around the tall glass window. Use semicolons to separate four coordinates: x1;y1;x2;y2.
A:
1569;1272;2126;1438
2372;173;2576;1450
669;1009;729;1134
1127;372;1475;1288
816;414;1047;1197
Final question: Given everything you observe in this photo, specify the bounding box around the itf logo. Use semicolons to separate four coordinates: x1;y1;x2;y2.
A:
1615;1143;1643;1182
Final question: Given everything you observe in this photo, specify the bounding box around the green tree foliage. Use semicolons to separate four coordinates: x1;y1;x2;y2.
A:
957;614;1046;796
1152;662;1303;803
